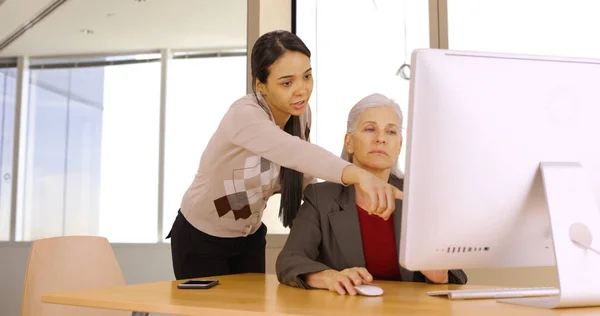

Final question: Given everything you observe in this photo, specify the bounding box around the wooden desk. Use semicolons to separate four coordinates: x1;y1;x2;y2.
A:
42;273;598;315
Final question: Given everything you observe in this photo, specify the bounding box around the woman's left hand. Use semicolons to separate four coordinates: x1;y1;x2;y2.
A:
421;270;449;283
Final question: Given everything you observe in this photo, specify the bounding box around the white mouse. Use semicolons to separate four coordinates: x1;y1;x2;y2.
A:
354;284;384;296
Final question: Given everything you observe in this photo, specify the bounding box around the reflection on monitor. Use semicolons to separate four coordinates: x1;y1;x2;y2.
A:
399;49;600;309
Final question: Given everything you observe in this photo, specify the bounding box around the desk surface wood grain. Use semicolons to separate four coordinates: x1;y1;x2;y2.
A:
42;273;599;315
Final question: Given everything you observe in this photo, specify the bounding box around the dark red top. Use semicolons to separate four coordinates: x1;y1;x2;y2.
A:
356;205;402;281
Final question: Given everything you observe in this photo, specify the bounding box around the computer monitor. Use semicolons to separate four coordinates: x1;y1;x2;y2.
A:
399;48;600;309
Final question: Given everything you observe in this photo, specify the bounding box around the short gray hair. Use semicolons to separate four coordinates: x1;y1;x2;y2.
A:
340;93;404;178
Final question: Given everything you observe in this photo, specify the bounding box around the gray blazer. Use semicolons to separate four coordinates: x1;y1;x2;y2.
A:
276;175;467;289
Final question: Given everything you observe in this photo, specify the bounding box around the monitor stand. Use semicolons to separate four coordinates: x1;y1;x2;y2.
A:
498;162;600;309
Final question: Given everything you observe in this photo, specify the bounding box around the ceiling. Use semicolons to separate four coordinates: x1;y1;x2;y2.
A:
0;0;247;58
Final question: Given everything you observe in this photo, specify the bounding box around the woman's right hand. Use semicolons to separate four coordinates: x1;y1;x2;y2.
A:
342;165;403;220
357;171;404;220
306;268;374;295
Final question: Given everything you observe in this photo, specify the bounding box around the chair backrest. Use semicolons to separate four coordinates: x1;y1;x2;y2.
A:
21;236;129;316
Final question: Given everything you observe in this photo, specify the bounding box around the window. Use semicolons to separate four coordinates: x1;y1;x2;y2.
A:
18;57;161;242
99;61;161;242
163;55;247;236
274;0;430;234
448;0;600;58
0;63;16;241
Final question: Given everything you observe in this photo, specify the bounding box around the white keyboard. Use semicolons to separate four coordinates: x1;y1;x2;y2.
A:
427;287;559;300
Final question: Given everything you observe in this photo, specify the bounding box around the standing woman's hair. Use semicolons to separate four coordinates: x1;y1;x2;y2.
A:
251;30;311;228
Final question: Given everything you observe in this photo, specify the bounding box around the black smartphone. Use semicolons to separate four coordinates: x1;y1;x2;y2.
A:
177;279;219;289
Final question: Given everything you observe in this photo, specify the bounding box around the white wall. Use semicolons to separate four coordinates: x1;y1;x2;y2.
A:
0;242;31;316
259;0;291;32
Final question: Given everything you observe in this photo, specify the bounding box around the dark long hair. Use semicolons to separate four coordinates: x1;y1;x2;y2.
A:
251;30;311;228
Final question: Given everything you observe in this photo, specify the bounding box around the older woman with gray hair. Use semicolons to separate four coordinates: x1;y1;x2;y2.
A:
276;93;467;296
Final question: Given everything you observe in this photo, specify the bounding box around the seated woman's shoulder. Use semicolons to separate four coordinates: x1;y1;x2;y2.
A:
304;181;344;198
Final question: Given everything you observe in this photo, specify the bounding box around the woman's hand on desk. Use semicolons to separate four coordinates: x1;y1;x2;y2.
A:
305;267;373;295
421;270;449;283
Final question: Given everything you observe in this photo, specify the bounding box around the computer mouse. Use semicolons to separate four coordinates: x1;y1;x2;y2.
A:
354;284;384;296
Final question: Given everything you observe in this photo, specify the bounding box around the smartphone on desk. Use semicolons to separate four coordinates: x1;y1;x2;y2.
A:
177;279;219;289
